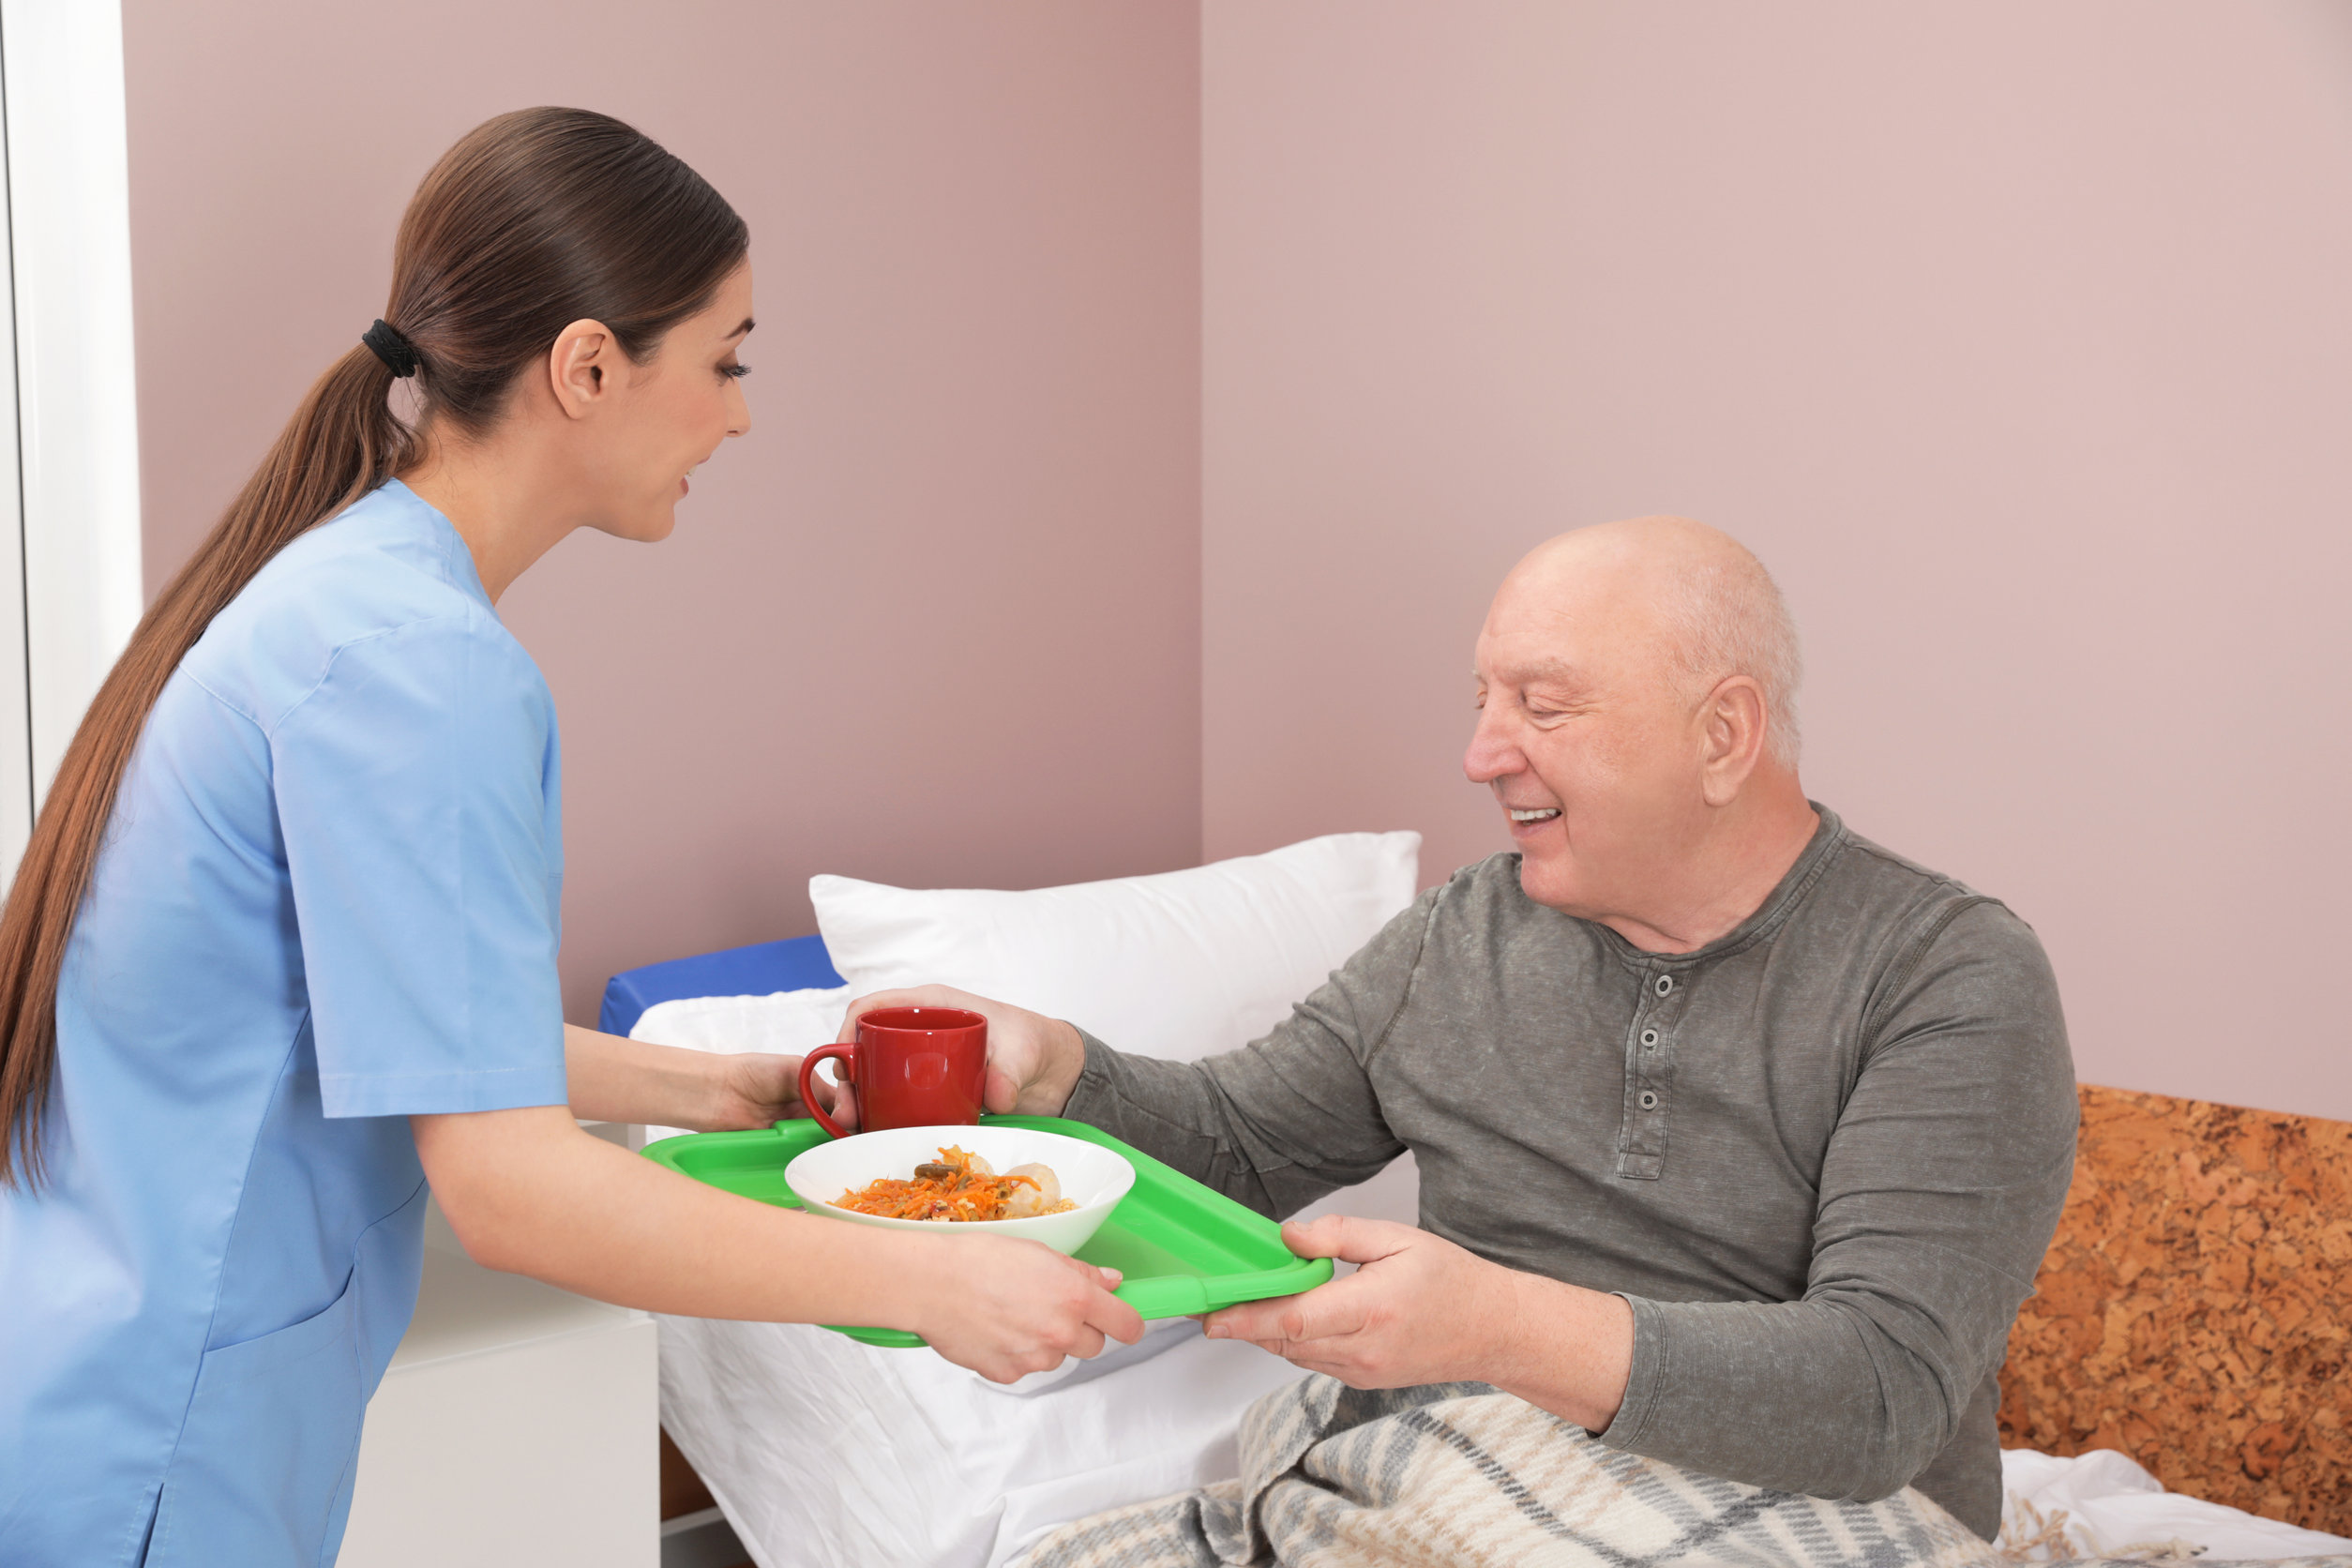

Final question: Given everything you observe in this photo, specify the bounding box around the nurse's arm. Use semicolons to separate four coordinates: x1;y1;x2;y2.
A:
562;1022;825;1133
411;1105;1144;1382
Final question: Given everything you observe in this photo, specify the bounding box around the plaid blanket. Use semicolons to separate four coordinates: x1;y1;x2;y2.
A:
1021;1376;2213;1568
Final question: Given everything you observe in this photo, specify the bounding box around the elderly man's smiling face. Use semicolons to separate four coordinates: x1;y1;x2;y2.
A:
1464;518;1810;947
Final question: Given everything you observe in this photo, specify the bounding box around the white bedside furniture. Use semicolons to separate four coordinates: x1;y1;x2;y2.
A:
338;1124;659;1568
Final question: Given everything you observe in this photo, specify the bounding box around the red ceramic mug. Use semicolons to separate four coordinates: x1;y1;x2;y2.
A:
798;1005;988;1139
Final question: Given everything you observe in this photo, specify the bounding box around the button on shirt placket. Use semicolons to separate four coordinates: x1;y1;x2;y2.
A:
1618;968;1688;1180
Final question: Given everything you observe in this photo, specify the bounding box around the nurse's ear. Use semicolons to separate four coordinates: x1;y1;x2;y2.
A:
544;318;617;421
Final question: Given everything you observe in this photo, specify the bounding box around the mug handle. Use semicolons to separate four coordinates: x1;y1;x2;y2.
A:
798;1043;857;1140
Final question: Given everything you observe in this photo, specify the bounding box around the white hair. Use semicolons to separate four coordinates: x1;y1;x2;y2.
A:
1661;548;1804;767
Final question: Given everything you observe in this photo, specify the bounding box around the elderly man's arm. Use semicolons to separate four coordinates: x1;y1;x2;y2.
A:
1051;889;1440;1216
828;890;1437;1211
1210;899;2075;1507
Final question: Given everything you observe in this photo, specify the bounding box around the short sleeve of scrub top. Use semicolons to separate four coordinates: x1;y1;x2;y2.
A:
276;613;567;1116
0;481;569;1568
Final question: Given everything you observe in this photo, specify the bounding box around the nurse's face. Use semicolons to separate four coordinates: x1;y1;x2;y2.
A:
581;262;756;543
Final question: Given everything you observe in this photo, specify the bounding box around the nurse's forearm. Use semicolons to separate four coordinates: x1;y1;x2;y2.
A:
563;1023;724;1126
418;1104;918;1320
563;1024;792;1132
412;1106;1140;1377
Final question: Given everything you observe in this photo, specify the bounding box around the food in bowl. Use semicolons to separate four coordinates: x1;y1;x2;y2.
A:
784;1124;1136;1256
831;1144;1077;1222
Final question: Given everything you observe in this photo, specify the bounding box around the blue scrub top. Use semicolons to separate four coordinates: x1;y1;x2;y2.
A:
0;481;569;1566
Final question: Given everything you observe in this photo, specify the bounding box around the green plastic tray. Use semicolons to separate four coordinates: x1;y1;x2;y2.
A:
641;1114;1333;1348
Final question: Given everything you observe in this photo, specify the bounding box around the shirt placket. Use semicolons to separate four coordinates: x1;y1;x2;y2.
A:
1617;965;1692;1180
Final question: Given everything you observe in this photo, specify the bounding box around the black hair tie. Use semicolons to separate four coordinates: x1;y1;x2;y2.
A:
362;319;420;378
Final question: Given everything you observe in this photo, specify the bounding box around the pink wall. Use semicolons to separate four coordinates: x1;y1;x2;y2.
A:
1201;3;2352;1120
124;2;1202;1021
122;4;2351;1115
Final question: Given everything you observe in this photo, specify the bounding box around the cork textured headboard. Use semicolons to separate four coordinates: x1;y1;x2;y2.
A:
1998;1084;2351;1537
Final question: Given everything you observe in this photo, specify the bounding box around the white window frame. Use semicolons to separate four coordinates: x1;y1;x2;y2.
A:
0;0;144;881
0;51;29;873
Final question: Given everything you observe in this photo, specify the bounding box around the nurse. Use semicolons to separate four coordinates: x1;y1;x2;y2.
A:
0;108;1140;1567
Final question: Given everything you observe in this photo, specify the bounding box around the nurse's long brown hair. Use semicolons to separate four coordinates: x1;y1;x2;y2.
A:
0;108;747;1185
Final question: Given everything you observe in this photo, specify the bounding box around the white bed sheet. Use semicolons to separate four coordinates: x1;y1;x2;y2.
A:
1998;1447;2352;1561
660;1313;1305;1568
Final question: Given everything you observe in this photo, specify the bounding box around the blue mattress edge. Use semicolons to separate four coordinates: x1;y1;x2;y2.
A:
598;932;845;1037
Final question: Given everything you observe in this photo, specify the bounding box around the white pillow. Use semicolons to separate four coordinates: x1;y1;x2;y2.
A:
810;831;1421;1063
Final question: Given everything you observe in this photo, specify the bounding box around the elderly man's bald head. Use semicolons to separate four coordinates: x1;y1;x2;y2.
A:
1498;517;1802;765
1469;517;1817;941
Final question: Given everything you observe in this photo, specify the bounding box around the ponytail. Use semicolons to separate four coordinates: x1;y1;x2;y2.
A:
0;107;746;1184
0;348;409;1183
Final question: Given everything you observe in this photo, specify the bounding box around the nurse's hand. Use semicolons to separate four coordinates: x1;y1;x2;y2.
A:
708;1051;844;1131
910;1235;1144;1383
831;984;1089;1123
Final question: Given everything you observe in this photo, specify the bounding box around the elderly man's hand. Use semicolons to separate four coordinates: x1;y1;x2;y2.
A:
1205;1214;1636;1433
1205;1215;1511;1385
830;984;1090;1123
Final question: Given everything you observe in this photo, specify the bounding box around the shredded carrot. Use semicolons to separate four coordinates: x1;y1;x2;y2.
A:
832;1145;1075;1222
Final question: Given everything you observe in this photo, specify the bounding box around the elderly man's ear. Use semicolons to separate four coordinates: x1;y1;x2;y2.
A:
1697;677;1773;807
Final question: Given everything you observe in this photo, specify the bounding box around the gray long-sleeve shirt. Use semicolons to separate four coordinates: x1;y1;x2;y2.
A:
1063;806;2076;1539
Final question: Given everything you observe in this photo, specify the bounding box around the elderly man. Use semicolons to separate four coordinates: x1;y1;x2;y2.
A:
848;517;2076;1539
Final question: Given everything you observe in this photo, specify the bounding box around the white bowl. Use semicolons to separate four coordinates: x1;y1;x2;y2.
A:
785;1124;1136;1256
